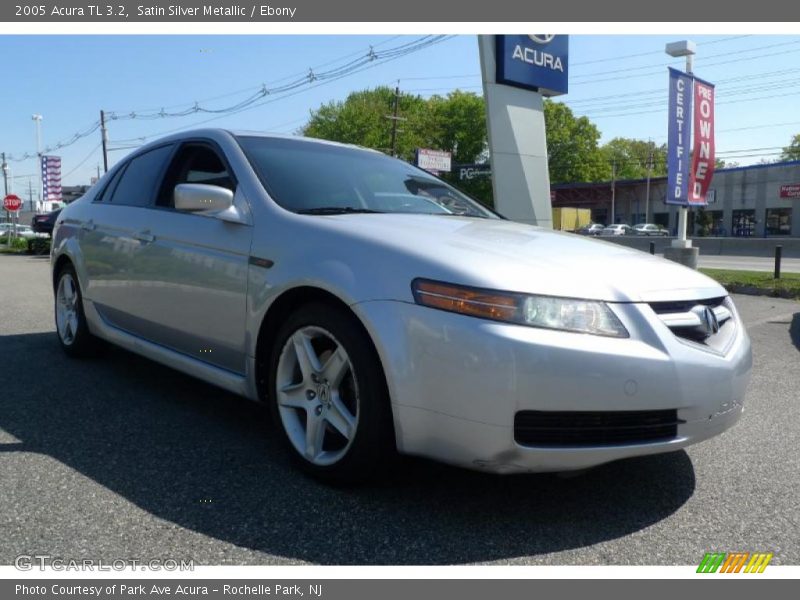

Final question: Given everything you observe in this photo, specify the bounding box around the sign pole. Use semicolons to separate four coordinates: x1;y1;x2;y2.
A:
663;40;705;269
2;153;8;249
675;52;693;247
479;34;568;227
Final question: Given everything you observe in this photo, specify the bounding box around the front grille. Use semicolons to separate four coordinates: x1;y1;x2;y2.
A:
649;296;725;315
649;296;736;352
514;409;681;447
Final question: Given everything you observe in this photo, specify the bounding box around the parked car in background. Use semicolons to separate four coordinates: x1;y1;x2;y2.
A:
633;223;669;236
577;223;605;236
0;224;44;240
50;129;752;483
32;208;63;237
600;224;632;236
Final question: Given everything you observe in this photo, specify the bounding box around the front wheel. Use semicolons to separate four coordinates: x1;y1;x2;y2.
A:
267;303;394;483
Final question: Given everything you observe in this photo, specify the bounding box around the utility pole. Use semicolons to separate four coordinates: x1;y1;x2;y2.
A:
2;152;8;246
389;84;400;157
1;152;8;196
645;144;653;223
610;159;616;225
100;110;109;173
32;113;43;212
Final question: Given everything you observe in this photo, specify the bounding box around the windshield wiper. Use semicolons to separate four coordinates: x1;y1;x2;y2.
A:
296;206;384;215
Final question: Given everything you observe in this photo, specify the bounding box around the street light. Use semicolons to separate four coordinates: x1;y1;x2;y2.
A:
32;113;43;212
665;40;696;251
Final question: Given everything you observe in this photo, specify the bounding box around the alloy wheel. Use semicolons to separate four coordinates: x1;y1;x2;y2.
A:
275;326;360;466
56;273;80;346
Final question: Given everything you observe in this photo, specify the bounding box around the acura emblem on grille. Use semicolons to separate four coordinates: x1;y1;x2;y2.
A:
691;305;720;337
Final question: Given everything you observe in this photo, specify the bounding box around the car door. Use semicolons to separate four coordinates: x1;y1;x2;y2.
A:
125;140;253;374
80;144;175;332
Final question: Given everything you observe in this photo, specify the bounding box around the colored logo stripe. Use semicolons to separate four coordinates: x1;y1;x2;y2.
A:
697;552;773;573
697;553;726;573
744;553;773;573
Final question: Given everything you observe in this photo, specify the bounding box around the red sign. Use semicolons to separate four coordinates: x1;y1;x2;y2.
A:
688;79;716;205
3;194;22;212
780;184;800;199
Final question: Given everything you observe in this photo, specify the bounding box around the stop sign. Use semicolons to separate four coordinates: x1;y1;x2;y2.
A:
3;194;22;212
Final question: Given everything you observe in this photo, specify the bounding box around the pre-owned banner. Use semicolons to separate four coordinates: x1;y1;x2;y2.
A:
688;77;715;205
665;68;693;205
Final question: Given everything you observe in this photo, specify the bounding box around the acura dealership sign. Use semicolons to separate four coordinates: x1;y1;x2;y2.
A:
495;35;569;96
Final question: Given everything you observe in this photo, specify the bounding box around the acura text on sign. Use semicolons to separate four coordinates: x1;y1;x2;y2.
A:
495;35;569;97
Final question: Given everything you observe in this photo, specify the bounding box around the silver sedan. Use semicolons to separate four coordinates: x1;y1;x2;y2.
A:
51;130;752;482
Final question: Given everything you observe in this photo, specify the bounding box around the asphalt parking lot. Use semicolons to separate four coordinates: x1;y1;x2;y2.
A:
1;254;798;566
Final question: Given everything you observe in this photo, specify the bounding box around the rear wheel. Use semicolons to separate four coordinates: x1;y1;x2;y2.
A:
267;303;394;483
54;264;99;357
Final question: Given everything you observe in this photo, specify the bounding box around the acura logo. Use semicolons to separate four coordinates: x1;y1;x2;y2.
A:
528;35;556;44
691;305;720;337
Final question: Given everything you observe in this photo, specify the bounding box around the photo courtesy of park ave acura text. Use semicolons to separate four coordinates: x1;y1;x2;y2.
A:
1;29;799;569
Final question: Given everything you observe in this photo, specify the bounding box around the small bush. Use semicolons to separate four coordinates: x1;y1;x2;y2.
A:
27;238;51;255
0;236;29;251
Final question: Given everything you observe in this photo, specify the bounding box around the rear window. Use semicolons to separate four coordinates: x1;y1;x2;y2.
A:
109;145;174;207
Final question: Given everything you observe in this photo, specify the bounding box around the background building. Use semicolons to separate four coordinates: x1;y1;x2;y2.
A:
552;160;800;237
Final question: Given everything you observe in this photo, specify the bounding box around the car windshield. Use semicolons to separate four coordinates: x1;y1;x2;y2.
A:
237;136;496;219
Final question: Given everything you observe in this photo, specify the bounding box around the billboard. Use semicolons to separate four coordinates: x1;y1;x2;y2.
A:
495;35;569;96
666;68;693;205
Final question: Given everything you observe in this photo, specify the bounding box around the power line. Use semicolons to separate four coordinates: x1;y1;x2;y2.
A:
105;35;405;114
571;39;800;82
573;44;800;87
566;67;800;106
104;36;454;150
569;35;752;68
62;143;103;179
6;120;101;162
104;36;450;123
5;36;434;163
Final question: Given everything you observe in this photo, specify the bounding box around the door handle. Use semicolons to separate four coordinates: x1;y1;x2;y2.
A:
133;231;155;243
81;221;96;231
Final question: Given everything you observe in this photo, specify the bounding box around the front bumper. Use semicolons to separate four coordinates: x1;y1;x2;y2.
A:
353;297;752;474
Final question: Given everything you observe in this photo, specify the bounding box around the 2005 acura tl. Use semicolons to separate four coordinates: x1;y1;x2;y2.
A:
51;129;752;482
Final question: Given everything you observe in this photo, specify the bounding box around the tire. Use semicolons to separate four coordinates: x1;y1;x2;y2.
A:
267;303;394;483
54;263;99;357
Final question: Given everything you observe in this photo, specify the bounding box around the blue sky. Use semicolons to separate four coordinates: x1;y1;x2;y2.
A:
1;34;799;193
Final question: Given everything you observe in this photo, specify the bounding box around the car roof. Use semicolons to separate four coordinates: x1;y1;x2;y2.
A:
128;128;382;158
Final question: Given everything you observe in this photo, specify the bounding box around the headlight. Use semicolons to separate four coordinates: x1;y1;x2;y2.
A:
411;279;628;338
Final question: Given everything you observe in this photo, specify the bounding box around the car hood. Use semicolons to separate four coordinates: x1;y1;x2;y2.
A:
313;214;725;303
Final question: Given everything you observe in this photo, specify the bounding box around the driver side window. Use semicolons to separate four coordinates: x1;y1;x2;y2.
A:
157;143;236;208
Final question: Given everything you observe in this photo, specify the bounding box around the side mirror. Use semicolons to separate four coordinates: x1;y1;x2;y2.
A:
174;183;234;213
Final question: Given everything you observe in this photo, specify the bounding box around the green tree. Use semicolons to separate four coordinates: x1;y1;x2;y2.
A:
544;100;609;184
426;90;487;164
780;133;800;161
600;138;667;180
303;89;616;202
302;87;429;161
